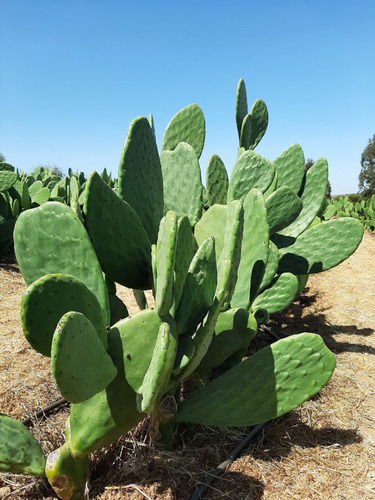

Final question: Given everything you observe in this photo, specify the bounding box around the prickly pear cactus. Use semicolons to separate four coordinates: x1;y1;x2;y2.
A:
1;78;365;500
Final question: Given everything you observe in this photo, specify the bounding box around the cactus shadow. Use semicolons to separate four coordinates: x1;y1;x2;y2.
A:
191;472;265;499
261;289;375;356
247;411;362;463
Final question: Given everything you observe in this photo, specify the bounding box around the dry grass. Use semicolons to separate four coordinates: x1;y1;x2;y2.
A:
0;233;374;499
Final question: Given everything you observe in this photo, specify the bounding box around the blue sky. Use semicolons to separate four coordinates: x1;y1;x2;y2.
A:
1;0;374;195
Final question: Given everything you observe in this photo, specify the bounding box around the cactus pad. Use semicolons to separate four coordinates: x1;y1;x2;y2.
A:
277;158;328;239
52;312;117;403
265;186;302;235
252;272;299;316
176;333;336;426
227;150;275;202
21;273;108;356
0;414;46;476
274;144;305;194
69;323;144;456
14;202;110;325
84;171;152;290
206;155;229;206
137;321;178;413
198;308;257;373
118;116;163;244
175;237;217;335
161;103;205;159
278;218;364;274
231;189;269;309
160;142;203;226
155;211;178;316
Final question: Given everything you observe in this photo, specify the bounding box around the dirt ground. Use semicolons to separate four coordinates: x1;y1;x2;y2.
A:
0;231;374;499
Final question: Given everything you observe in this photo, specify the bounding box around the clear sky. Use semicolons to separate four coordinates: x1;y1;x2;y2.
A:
1;0;374;195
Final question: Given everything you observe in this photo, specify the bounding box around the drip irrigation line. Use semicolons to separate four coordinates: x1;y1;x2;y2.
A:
189;421;267;500
22;398;68;427
260;324;281;341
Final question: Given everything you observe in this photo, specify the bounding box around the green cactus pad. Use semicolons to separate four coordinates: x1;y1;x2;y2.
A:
150;243;157;288
70;195;84;223
0;414;46;476
227;150;275;202
160;142;204;226
274;144;305;195
263;170;278;198
45;443;88;500
133;289;148;311
116;309;163;392
252;272;299;315
297;274;309;294
198;308;258;374
239;113;252;150
21;273;107;356
278;218;364;274
276;158;328;240
172;334;196;378
265;186;302;235
250;99;269;148
155;211;178;316
69;325;144;457
51;312;117;403
194;204;227;258
206;155;229;206
231;189;269;309
0;170;17;191
137;321;178;413
217;200;244;308
161;103;206;159
175;237;217;336
258;241;280;293
108;294;129;325
171;215;195;314
235;78;248;138
176;201;243;380
118;116;163;244
14;202;110;325
323;203;336;220
176;333;336;427
84;171;152;290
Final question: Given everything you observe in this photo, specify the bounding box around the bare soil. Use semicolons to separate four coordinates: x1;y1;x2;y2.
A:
0;232;374;499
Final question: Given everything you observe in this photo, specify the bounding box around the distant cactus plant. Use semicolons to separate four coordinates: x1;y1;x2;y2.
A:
323;194;375;231
0;79;364;499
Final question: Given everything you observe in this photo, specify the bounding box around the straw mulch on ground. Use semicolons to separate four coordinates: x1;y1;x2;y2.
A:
0;232;374;499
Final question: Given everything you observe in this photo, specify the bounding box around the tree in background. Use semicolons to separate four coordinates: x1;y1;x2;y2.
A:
0;153;5;162
305;158;332;198
358;135;375;198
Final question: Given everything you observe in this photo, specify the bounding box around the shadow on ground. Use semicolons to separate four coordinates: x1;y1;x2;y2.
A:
253;289;375;356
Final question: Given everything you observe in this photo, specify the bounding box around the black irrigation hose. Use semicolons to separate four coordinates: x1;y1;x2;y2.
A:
260;324;281;341
22;398;68;427
189;422;267;500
